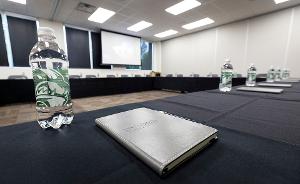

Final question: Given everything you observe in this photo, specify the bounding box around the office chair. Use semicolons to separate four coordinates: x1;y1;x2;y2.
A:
69;75;81;79
257;74;267;78
166;74;173;77
8;75;28;79
107;75;116;78
86;75;97;78
176;74;184;77
236;74;242;78
192;74;200;77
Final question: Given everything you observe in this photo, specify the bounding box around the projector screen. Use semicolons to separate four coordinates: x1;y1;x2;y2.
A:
101;31;141;65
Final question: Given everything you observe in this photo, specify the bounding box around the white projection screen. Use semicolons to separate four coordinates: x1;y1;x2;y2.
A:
101;31;141;65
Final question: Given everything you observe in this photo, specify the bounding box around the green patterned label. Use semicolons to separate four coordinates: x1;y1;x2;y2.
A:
221;71;232;85
33;68;71;108
247;72;256;82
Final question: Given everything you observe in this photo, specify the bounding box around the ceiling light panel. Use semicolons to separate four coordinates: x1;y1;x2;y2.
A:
182;17;215;30
274;0;289;4
165;0;201;15
88;7;116;24
154;29;178;38
127;21;153;32
8;0;26;5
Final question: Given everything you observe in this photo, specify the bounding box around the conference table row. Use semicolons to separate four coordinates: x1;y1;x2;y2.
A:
0;80;299;184
0;77;266;105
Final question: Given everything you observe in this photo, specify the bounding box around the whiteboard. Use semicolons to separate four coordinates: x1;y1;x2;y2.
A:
101;31;141;65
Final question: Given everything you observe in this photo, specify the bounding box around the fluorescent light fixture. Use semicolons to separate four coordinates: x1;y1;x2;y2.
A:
8;0;26;4
88;7;115;24
165;0;201;15
274;0;289;4
182;17;214;30
154;29;178;38
127;21;153;32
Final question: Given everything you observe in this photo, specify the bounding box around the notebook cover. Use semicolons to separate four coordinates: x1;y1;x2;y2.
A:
95;108;217;175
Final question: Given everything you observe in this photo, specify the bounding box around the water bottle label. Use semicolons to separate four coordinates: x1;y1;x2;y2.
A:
33;68;71;108
247;72;256;81
221;71;232;84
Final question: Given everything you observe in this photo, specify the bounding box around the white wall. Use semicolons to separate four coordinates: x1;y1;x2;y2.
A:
161;6;300;77
152;41;162;72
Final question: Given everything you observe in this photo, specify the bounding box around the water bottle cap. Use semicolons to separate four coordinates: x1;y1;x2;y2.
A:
225;58;230;62
38;27;55;38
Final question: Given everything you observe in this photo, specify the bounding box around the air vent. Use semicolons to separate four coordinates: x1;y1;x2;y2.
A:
76;2;96;14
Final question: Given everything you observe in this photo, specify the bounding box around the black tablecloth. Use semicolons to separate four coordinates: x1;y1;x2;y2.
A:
0;82;300;184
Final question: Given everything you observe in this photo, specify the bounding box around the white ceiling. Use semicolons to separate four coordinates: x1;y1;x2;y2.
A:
0;0;300;41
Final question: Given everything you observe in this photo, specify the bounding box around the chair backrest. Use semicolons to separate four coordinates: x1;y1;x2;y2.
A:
134;74;142;77
107;75;116;78
256;73;267;78
85;75;96;78
7;75;28;79
236;74;242;78
166;74;173;77
211;74;218;77
176;74;183;77
121;75;129;77
69;75;81;79
192;74;200;77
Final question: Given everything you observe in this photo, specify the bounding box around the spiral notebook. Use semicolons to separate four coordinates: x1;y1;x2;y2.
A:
95;108;218;176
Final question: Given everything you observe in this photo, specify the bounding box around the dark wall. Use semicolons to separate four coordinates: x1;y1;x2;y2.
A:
7;16;37;67
91;32;101;68
66;27;90;68
0;16;8;66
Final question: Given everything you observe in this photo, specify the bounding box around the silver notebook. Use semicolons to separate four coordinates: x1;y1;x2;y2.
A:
257;83;292;88
237;86;283;94
280;79;299;83
95;108;218;176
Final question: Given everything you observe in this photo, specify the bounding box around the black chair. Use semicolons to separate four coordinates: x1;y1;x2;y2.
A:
166;74;173;77
176;74;184;77
107;75;116;78
257;73;267;78
211;74;218;77
69;75;81;79
85;75;97;78
192;74;200;77
121;75;129;78
8;75;28;79
236;74;242;78
134;75;142;77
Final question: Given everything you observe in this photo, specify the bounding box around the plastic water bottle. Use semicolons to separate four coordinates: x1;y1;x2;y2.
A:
282;68;289;80
275;68;282;81
219;59;233;92
267;66;275;83
29;27;73;129
246;63;257;86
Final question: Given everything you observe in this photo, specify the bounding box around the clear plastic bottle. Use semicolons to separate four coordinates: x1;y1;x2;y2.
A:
29;27;73;129
219;59;233;92
246;63;257;87
275;68;282;81
267;66;275;83
281;68;289;80
286;69;290;79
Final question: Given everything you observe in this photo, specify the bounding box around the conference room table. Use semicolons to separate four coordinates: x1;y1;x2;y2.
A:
0;80;299;184
0;77;266;105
